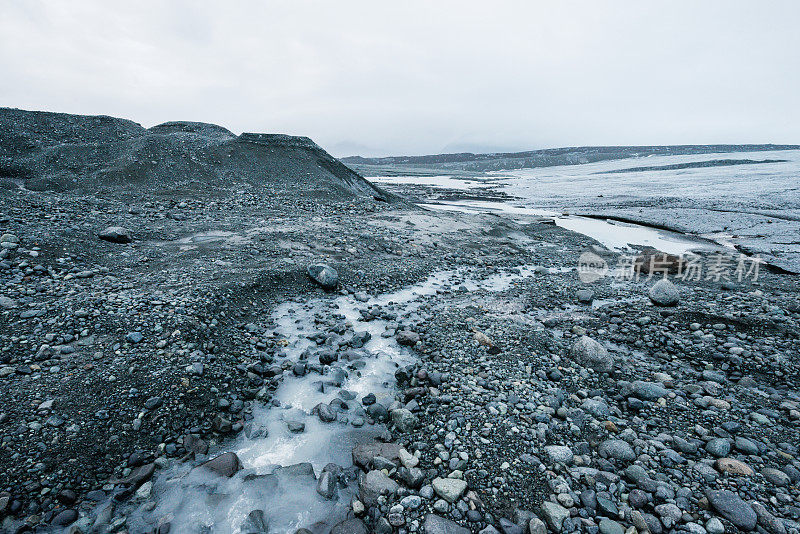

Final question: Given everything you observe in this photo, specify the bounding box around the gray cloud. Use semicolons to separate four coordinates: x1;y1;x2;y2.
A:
1;0;798;156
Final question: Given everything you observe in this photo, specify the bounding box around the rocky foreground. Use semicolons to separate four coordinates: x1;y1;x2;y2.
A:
0;110;799;534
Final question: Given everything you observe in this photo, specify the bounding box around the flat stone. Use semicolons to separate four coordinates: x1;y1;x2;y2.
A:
629;380;668;401
598;518;624;534
99;226;132;244
423;514;470;534
761;467;790;487
432;477;467;503
331;518;368;534
706;489;757;531
714;457;752;476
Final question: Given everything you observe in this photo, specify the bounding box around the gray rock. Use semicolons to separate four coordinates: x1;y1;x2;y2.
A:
391;408;418;433
240;510;269;534
705;518;725;534
648;278;680;306
314;403;337;422
286;420;305;433
307;263;338;289
705;438;731;458
110;463;155;488
705;489;757;531
359;470;399;506
396;329;421;346
197;452;243;478
331;518;368;534
540;501;569;532
51;509;78;527
528;518;546;534
734;436;759;455
273;462;315;479
598;439;636;462
761;467;790;487
655;503;683;529
0;233;19;244
544;445;574;465
581;398;610;418
751;501;787;534
127;331;144;343
316;470;336;499
352;441;401;470
629;380;668;401
498;518;523;534
99;226;132;244
570;335;614;373
432;477;467;503
423;514;470;534
598;518;624;534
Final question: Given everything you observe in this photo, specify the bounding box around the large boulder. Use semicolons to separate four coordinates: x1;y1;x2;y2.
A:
570;335;614;373
648;278;680;306
307;263;338;289
98;226;132;244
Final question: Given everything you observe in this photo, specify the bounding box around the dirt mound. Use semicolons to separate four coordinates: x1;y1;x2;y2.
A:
0;108;391;200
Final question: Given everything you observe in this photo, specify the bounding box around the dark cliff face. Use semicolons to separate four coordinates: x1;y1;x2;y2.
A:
0;108;390;201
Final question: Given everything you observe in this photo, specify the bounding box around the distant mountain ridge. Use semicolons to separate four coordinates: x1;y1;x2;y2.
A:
342;144;800;174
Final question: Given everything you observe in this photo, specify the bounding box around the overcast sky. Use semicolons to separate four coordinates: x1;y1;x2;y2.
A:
2;1;799;156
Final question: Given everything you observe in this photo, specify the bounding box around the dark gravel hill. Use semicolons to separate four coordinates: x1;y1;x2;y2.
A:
0;108;390;200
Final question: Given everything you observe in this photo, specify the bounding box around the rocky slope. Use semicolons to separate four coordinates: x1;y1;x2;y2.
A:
0;108;390;200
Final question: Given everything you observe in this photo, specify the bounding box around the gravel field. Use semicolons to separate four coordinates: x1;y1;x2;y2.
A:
0;109;799;534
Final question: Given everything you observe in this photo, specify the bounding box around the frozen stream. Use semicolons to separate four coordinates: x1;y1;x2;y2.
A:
125;265;547;533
